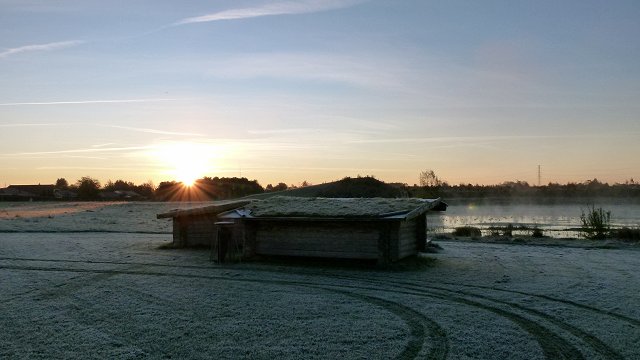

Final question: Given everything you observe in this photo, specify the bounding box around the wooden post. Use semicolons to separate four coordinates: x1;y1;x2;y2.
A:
243;220;257;259
212;221;235;263
416;214;427;252
175;217;189;248
210;225;219;261
389;222;400;262
377;222;391;266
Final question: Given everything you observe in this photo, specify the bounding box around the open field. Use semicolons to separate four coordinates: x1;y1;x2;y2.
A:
1;202;639;359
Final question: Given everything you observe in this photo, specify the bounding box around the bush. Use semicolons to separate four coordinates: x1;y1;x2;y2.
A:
76;176;101;200
453;226;482;238
580;205;611;239
488;224;517;237
502;224;514;237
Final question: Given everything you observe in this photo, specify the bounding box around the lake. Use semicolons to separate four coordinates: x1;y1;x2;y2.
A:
428;200;640;238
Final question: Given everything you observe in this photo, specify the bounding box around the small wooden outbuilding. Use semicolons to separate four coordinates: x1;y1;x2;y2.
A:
157;197;446;265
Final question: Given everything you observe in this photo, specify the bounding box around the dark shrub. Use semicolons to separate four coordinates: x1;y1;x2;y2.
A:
614;227;640;241
453;226;482;238
488;224;514;237
531;227;544;238
503;224;514;237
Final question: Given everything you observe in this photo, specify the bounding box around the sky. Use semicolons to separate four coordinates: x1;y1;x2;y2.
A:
1;0;639;187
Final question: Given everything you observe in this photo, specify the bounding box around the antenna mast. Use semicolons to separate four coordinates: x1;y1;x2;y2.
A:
538;165;541;186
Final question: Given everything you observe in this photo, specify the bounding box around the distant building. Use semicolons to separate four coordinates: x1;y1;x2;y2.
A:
53;189;78;200
99;190;143;200
0;184;55;200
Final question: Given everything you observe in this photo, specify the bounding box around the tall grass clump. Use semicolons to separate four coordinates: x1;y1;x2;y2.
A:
580;205;611;240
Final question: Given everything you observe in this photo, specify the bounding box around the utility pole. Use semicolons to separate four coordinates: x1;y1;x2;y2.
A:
538;165;541;187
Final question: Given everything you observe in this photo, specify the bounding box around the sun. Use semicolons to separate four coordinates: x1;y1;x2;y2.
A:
153;142;218;185
175;163;201;186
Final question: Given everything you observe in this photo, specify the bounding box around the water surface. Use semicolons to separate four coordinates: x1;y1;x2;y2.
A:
428;201;640;238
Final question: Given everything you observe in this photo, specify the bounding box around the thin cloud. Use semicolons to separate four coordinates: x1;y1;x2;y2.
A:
0;98;176;106
206;52;402;89
174;0;366;25
103;125;204;137
59;155;109;160
345;133;626;145
36;166;153;171
0;40;84;59
0;123;63;127
247;128;321;135
3;146;153;157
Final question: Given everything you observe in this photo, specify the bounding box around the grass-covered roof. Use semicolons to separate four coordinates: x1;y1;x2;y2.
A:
244;196;436;218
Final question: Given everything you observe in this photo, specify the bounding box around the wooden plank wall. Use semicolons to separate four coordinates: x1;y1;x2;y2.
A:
253;221;380;259
397;218;419;259
173;215;217;247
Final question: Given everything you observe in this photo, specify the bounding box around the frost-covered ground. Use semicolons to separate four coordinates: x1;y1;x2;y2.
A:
1;202;639;359
0;201;191;233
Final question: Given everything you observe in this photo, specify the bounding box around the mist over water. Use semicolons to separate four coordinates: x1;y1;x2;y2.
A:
428;200;640;238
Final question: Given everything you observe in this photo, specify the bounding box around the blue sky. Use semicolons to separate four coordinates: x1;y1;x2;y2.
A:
1;0;639;186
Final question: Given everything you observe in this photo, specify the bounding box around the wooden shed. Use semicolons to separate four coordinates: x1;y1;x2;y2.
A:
157;197;446;265
157;200;251;247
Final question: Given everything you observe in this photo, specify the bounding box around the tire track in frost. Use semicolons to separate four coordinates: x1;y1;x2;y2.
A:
190;264;631;360
334;278;586;360
4;256;639;328
5;257;640;327
437;280;640;328
253;264;640;330
36;267;139;301
2;258;633;359
113;282;442;359
16;263;575;359
340;275;623;360
116;283;447;360
210;268;588;359
0;264;447;360
316;287;448;360
3;257;632;359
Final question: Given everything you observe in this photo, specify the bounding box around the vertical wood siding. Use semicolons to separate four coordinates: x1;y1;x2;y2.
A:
397;218;418;259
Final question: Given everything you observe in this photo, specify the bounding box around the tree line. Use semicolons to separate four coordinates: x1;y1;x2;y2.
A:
50;176;297;201
8;172;640;202
412;170;640;202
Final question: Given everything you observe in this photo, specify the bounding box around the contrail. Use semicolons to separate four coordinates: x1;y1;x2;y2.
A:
0;98;177;106
0;123;66;127
174;0;367;25
0;40;84;58
4;146;153;156
103;125;204;137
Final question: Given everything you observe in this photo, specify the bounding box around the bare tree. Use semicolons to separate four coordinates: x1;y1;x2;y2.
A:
419;170;443;187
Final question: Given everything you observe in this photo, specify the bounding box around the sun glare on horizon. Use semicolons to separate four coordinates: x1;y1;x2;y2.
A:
152;142;223;186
